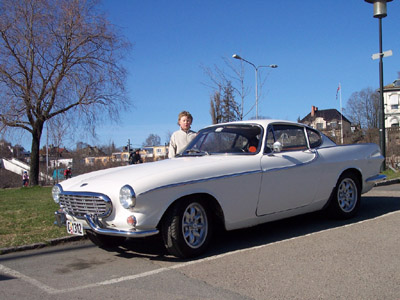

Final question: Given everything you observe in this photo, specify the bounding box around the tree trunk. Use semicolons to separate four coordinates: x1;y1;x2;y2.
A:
29;122;44;186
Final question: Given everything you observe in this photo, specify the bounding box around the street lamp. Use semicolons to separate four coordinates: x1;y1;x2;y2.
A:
364;0;392;170
232;54;278;119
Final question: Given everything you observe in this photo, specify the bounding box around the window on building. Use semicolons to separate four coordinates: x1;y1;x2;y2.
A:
316;123;324;130
389;94;399;109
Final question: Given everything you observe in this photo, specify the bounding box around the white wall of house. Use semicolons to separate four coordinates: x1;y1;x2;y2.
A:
49;158;73;168
384;80;400;128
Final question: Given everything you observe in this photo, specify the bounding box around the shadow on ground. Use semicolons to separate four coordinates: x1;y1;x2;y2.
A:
109;194;400;261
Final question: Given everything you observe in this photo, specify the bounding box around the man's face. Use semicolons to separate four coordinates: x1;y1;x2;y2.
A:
179;116;192;131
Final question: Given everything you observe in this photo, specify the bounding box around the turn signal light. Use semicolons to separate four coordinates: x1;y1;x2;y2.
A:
127;215;137;227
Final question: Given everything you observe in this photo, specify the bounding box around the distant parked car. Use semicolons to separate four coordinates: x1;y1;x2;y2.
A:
53;120;385;258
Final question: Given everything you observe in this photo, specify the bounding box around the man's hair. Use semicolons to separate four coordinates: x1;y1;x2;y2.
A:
177;111;193;124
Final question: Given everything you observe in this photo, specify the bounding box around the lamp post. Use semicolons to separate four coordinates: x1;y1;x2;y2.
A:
232;54;277;119
364;0;392;170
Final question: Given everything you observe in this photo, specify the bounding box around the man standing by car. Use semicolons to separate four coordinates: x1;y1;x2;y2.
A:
168;111;196;158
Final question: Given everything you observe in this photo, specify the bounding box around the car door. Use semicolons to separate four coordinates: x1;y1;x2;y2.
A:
256;124;321;216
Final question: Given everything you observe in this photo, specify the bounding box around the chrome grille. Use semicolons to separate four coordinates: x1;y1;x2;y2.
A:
59;192;112;218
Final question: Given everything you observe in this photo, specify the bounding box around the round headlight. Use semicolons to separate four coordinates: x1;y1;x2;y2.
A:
119;185;136;209
52;184;62;204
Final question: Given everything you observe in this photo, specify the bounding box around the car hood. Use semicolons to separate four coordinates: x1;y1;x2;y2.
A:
59;155;261;196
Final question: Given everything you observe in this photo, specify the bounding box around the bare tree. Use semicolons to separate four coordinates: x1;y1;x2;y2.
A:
166;131;173;146
209;81;241;124
221;81;240;122
203;56;276;121
0;0;131;185
225;57;248;119
46;115;71;183
143;134;161;147
345;88;379;129
100;141;119;156
210;91;222;124
202;57;249;122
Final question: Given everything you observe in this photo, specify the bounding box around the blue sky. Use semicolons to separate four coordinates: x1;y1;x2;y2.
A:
16;0;400;150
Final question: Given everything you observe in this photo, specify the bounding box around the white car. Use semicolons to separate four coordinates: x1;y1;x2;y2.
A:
53;120;385;258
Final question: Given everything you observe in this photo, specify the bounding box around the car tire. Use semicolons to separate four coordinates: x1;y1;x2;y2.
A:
327;172;361;219
161;197;213;258
86;230;126;249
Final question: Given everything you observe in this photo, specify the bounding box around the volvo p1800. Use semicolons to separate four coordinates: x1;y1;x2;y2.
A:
53;120;385;258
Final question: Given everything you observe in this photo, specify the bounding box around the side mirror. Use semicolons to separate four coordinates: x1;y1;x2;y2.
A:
273;141;282;153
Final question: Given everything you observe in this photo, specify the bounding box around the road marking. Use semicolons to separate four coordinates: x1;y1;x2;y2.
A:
1;210;399;294
0;264;58;294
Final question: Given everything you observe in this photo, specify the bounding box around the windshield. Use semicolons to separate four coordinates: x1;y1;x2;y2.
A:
180;124;263;156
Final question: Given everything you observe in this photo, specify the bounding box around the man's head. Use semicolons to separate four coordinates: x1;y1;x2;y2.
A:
177;111;193;131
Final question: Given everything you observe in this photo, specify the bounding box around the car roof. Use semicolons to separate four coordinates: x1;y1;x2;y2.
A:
204;119;302;128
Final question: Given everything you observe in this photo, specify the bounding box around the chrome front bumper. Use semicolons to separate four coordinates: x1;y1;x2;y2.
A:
54;210;159;238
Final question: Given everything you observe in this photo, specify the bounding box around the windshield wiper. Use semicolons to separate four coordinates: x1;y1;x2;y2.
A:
183;149;210;156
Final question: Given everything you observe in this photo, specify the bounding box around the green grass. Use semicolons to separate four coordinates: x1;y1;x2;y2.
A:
0;186;67;250
382;168;400;181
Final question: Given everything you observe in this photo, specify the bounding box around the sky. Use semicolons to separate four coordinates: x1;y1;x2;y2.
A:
13;0;400;150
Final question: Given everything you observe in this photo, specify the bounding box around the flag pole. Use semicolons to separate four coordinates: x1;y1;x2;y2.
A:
339;83;343;144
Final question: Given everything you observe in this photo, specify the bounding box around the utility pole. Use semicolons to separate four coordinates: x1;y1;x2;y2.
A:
127;139;132;153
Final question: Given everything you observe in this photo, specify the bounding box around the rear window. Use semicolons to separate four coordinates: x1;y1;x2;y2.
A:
306;128;322;148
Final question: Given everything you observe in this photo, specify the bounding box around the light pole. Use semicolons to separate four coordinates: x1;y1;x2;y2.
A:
364;0;392;170
232;54;277;119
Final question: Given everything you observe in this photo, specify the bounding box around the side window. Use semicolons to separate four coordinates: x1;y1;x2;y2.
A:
271;124;307;152
306;128;322;148
264;128;275;153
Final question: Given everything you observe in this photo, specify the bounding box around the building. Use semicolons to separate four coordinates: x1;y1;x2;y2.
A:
77;145;106;157
111;151;129;162
299;106;352;144
384;79;400;128
84;146;169;166
84;156;112;166
152;145;168;160
141;145;168;161
49;158;73;168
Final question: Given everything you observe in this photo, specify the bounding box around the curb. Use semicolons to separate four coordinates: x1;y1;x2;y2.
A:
0;235;86;255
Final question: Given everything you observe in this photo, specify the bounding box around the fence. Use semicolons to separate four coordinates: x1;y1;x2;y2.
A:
387;127;400;169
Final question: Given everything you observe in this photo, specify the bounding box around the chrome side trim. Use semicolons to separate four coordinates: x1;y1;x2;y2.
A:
365;174;386;183
140;169;262;196
84;214;159;238
256;203;309;217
